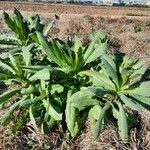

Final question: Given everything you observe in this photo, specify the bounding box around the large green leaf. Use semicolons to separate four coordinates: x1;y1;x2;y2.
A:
0;72;18;80
36;32;59;65
117;102;128;142
84;32;102;62
22;44;34;66
51;39;67;66
73;36;82;53
74;47;84;72
0;58;15;73
132;58;145;70
27;14;44;33
89;105;103;135
0;47;22;59
3;11;17;34
80;70;116;91
21;65;52;72
9;53;18;71
43;20;54;36
51;84;64;95
0;34;20;46
85;42;107;64
88;87;112;97
0;96;33;125
70;90;99;111
118;93;143;111
124;81;150;97
92;102;111;138
101;54;119;87
43;99;62;121
128;94;150;107
29;68;50;81
0;97;25;125
13;9;28;43
65;90;80;138
65;99;79;138
29;106;39;131
0;88;21;105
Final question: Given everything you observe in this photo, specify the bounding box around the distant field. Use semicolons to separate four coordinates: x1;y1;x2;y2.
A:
0;2;150;150
0;1;150;19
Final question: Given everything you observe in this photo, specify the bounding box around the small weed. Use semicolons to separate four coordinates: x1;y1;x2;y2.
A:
145;21;150;27
134;26;143;33
126;13;148;17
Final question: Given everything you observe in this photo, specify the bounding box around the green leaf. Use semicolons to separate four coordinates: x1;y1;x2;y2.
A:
13;8;28;43
130;66;147;85
22;44;34;66
65;98;79;138
36;32;59;64
129;94;150;107
3;11;17;34
21;85;39;95
0;88;21;105
85;42;107;64
29;68;50;81
9;53;18;70
51;39;67;66
43;99;62;121
101;54;119;87
8;53;23;76
0;71;18;80
125;81;150;97
84;32;102;62
118;93;142;111
29;106;39;132
51;84;64;95
89;105;102;121
0;98;25;125
0;58;15;73
29;33;40;44
92;102;111;138
117;102;128;142
0;34;20;46
88;87;111;97
74;47;84;72
112;106;119;119
43;20;54;36
70;90;99;111
132;58;145;70
27;14;44;33
0;47;22;59
73;36;82;53
89;105;103;135
80;70;116;91
19;97;40;108
21;65;52;72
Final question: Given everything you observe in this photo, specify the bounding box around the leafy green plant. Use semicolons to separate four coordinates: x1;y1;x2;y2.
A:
0;10;150;143
0;9;53;51
134;26;143;33
0;30;108;136
78;54;150;142
35;31;107;74
145;21;150;27
126;13;147;17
